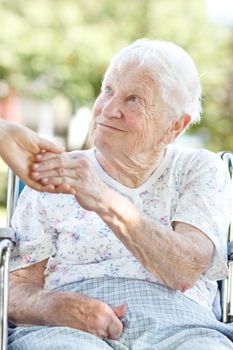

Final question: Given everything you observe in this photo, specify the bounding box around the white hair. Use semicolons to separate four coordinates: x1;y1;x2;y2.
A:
104;39;202;124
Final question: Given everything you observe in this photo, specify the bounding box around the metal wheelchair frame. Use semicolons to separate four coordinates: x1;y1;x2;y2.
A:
0;153;233;350
220;152;233;323
0;171;19;350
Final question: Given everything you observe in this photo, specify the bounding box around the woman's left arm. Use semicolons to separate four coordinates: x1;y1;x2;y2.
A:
31;152;214;292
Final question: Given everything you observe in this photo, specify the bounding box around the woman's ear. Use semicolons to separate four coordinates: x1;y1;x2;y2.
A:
164;114;191;144
173;114;191;137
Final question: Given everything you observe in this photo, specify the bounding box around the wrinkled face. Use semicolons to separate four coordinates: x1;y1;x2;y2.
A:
90;62;171;159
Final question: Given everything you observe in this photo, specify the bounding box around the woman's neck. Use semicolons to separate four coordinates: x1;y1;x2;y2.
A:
95;147;166;188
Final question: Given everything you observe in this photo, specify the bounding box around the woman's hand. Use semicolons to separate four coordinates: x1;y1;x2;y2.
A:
10;261;127;340
31;152;110;212
0;120;72;193
53;292;127;339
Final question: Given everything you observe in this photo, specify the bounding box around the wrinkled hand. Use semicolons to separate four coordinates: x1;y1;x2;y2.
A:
31;152;110;211
55;292;127;339
0;121;70;192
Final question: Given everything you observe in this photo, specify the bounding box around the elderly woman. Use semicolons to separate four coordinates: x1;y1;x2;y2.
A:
8;39;233;350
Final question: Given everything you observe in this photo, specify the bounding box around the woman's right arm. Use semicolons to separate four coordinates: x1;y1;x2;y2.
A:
9;259;126;339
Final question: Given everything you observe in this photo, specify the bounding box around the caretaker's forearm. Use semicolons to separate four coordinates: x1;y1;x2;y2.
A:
97;187;213;292
0;119;9;146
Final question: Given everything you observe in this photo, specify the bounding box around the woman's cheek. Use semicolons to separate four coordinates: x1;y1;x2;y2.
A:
125;111;145;132
92;95;105;117
92;103;101;118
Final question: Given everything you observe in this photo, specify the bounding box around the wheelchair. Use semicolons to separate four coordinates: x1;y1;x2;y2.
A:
0;152;233;350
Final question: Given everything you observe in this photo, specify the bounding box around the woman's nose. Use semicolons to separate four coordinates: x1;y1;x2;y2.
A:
102;96;122;119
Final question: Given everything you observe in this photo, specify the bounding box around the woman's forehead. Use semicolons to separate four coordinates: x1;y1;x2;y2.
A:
104;63;156;89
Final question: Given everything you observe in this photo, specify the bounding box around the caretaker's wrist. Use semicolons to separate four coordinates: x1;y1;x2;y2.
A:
0;119;9;143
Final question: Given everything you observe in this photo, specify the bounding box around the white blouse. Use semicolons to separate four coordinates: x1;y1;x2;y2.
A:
10;145;231;310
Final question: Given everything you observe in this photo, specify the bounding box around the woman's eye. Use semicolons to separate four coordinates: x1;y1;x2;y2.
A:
129;96;138;103
105;86;113;94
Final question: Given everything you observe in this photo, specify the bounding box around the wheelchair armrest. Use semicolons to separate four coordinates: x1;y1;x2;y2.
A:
0;238;14;261
0;227;15;243
222;241;233;323
228;241;233;261
228;261;233;322
0;230;14;350
0;228;15;267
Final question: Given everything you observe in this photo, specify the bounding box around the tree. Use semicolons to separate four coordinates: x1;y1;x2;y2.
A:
0;0;232;150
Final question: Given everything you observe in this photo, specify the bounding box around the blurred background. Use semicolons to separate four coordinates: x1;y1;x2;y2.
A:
0;0;233;222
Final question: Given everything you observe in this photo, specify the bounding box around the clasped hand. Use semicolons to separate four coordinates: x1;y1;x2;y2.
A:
31;151;109;213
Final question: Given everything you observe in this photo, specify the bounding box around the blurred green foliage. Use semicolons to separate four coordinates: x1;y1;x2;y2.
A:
0;158;7;208
0;0;233;150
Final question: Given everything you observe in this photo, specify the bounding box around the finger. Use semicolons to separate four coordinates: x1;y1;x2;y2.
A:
38;184;56;192
112;304;127;319
31;169;62;180
37;182;75;195
31;168;78;181
32;158;63;172
35;152;59;162
26;181;56;192
53;184;76;195
29;181;73;194
107;317;123;340
35;151;88;165
46;183;72;193
29;169;76;194
39;176;83;193
32;157;79;172
38;137;65;154
40;176;73;187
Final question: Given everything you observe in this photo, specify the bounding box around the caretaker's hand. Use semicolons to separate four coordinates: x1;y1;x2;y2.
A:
0;120;72;193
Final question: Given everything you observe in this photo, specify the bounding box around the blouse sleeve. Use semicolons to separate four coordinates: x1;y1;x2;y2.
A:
171;150;231;281
9;187;57;271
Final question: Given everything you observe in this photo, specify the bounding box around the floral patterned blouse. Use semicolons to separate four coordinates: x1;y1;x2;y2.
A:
10;145;231;310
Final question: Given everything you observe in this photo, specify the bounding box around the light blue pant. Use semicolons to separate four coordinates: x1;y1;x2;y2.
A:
8;277;233;350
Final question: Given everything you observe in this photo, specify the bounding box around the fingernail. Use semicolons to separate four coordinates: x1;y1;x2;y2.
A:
33;163;40;169
36;154;42;160
32;172;40;178
42;178;48;183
